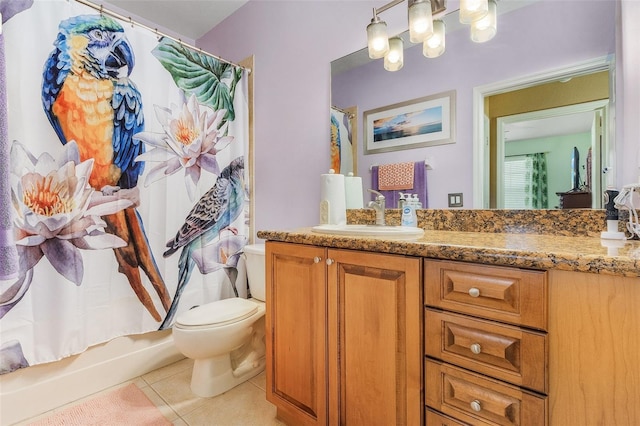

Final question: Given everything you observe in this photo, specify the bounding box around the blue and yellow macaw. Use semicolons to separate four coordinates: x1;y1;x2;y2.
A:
41;14;171;321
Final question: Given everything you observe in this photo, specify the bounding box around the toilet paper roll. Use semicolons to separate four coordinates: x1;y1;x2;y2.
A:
320;170;347;225
344;173;364;209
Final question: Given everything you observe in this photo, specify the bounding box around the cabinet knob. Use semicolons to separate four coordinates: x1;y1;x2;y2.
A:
470;400;482;412
470;343;482;354
313;256;322;264
468;287;481;298
326;258;334;265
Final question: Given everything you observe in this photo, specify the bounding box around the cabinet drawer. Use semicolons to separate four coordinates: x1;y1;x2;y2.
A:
425;260;547;330
426;359;547;426
426;309;547;393
426;407;469;425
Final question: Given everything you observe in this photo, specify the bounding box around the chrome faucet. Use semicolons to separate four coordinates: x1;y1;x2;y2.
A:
367;189;386;226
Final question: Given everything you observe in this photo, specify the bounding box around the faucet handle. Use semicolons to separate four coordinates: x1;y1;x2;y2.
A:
367;189;385;201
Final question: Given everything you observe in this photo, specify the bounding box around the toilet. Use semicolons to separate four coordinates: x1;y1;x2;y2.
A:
172;244;266;397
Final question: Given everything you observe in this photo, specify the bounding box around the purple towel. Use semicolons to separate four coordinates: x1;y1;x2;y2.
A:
371;161;428;209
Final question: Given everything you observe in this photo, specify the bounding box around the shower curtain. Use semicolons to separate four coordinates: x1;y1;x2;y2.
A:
0;0;250;375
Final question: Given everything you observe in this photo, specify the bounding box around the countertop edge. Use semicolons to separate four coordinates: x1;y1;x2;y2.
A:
257;229;640;278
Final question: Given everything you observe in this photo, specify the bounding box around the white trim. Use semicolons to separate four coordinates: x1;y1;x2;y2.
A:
472;56;615;208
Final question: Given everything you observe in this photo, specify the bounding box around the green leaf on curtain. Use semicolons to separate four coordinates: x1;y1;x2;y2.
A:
151;38;242;123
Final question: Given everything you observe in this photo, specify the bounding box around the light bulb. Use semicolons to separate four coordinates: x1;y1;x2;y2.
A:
384;37;404;71
423;20;445;58
460;0;488;25
367;16;389;59
409;0;433;43
471;0;497;43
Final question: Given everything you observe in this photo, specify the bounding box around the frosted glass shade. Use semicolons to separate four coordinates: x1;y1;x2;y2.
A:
367;19;389;59
423;20;445;58
459;0;488;24
409;0;433;43
384;37;404;71
471;0;497;43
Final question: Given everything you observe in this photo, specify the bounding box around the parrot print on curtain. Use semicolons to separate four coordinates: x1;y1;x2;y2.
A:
0;0;249;375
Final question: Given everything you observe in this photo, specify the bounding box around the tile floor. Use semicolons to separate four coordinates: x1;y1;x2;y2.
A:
19;358;285;426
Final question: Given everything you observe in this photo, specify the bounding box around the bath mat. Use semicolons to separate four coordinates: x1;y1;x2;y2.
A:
27;383;171;426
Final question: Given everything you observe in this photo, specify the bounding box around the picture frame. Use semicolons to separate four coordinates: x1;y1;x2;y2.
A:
363;90;456;154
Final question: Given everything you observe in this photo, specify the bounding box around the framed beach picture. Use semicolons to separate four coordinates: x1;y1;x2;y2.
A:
364;90;456;154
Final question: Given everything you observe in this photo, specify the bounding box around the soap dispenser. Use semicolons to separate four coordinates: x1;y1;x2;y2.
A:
601;189;625;240
401;195;417;227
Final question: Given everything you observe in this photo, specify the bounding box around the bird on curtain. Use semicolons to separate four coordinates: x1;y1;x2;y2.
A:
159;157;245;330
41;14;171;321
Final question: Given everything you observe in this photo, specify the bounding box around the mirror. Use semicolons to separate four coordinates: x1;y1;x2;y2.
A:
330;0;616;209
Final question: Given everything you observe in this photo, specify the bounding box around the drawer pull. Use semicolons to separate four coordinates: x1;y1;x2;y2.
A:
326;258;334;265
470;400;482;412
470;343;482;354
313;256;322;263
468;287;481;298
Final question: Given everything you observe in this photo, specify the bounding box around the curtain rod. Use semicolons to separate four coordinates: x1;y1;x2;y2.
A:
72;0;251;74
331;105;355;119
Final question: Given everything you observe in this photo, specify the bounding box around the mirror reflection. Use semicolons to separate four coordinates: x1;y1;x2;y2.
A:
330;0;616;209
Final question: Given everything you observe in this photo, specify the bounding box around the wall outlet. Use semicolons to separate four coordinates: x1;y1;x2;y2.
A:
448;193;463;208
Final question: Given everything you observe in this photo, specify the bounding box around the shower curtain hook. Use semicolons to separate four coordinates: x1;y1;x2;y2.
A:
154;28;161;41
128;16;133;28
99;5;103;16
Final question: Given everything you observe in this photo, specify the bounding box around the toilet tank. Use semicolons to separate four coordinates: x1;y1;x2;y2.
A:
243;244;265;302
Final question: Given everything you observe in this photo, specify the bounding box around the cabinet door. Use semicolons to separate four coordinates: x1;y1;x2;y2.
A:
327;249;422;426
266;242;328;426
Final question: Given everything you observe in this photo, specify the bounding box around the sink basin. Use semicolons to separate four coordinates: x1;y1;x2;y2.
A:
311;224;424;240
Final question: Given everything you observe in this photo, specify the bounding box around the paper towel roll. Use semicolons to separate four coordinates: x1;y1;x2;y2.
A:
344;173;364;209
320;169;347;225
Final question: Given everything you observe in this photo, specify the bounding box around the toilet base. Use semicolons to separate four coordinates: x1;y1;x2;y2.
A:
190;327;266;398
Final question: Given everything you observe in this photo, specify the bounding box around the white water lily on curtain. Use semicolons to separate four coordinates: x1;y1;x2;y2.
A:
0;0;249;375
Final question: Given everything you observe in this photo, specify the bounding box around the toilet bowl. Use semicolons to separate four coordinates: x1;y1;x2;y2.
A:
172;244;266;397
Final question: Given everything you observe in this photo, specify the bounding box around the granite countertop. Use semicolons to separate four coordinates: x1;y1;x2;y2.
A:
256;210;640;277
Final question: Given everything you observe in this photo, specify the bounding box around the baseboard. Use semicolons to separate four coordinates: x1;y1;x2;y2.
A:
0;330;183;425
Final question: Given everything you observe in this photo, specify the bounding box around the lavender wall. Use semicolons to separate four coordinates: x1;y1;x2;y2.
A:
198;1;395;237
198;0;628;237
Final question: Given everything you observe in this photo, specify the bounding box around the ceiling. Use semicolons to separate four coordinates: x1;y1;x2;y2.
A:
106;0;248;40
504;112;595;142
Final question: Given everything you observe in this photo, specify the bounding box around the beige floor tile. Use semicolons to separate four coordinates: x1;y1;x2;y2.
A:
248;370;266;391
181;381;283;426
172;418;189;426
139;383;180;422
150;368;209;417
142;357;191;385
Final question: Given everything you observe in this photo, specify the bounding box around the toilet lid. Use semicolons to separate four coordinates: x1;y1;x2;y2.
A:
175;298;258;328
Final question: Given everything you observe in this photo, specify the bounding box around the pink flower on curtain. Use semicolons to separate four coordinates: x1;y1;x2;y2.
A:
134;94;233;201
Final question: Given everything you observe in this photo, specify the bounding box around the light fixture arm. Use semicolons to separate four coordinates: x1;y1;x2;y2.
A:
374;0;406;16
374;0;447;17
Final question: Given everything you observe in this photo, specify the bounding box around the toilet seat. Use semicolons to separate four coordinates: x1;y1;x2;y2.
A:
175;298;259;329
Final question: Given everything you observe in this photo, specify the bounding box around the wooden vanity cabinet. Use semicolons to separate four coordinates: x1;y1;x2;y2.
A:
265;242;327;426
265;242;423;426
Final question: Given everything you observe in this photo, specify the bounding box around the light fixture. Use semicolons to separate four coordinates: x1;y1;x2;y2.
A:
367;10;389;59
470;0;497;42
459;0;489;25
366;0;497;71
384;37;404;71
409;0;433;43
423;20;445;58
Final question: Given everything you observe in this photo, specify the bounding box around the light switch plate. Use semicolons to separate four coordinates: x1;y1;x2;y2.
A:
448;193;463;208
